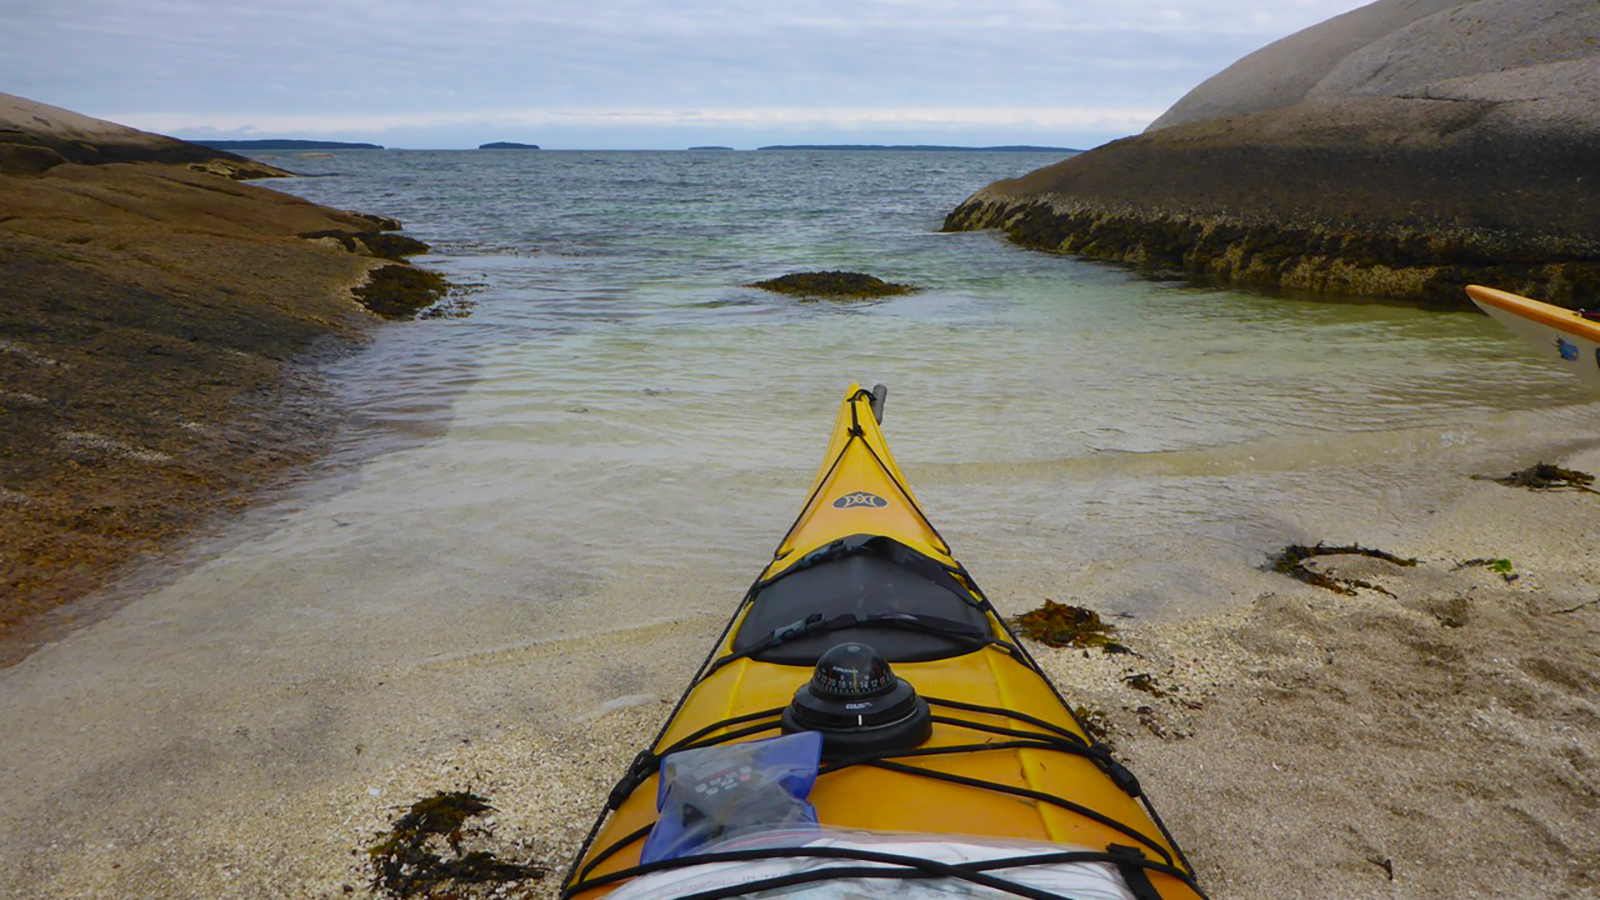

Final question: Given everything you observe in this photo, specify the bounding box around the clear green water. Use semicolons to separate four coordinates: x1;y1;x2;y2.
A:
256;149;1594;619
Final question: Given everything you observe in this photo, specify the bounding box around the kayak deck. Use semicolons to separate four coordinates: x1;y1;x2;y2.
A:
565;385;1203;900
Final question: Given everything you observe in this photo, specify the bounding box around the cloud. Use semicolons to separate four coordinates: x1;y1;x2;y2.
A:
127;105;1164;136
3;0;1373;146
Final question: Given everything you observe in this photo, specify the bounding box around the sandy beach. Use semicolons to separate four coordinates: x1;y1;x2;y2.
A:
1040;468;1600;900
2;426;1597;900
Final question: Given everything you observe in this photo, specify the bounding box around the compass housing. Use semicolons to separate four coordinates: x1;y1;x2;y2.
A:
781;641;932;759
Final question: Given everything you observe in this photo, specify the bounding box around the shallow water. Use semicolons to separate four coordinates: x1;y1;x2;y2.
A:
238;149;1597;625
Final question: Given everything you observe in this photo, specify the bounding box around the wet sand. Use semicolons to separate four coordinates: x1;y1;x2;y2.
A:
2;428;1597;899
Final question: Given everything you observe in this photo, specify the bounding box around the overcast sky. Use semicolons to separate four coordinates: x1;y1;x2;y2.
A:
3;0;1373;149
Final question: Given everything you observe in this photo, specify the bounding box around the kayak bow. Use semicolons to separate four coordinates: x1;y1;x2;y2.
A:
1467;284;1600;393
564;385;1204;900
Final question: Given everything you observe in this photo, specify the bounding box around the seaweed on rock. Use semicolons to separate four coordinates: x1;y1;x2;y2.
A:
353;265;450;319
746;271;918;299
941;198;1600;308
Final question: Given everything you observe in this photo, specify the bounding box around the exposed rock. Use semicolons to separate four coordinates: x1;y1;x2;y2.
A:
185;158;290;180
746;271;919;299
196;139;384;150
945;0;1600;306
0;144;67;176
350;211;404;231
0;92;291;179
297;230;430;261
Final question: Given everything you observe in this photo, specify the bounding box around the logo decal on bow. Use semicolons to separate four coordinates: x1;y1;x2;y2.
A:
832;491;888;509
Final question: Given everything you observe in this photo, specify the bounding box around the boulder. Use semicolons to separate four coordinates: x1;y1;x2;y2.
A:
946;0;1600;306
1146;0;1462;131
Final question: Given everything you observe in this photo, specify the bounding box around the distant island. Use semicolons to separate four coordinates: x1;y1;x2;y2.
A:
478;142;540;150
688;146;734;151
195;139;383;150
757;144;1078;153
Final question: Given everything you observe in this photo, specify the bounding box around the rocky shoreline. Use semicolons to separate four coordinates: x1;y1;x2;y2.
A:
0;96;452;664
940;125;1600;306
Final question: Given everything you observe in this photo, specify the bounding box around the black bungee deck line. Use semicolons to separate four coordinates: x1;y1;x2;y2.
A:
562;570;1208;899
567;693;1184;890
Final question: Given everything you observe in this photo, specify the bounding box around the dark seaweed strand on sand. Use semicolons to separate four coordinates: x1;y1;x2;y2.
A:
1268;543;1418;596
1478;462;1600;493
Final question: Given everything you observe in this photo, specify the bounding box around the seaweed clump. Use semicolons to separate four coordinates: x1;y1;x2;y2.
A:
368;791;545;899
746;271;919;299
1013;600;1131;653
1476;462;1600;494
353;265;450;319
1268;543;1418;596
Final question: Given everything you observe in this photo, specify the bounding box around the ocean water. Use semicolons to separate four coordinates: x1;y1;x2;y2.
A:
241;148;1596;623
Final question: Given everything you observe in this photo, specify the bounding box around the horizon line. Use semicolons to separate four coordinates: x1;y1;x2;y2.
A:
184;140;1087;153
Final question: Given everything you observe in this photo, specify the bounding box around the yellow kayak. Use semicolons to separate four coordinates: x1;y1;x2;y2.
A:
1467;284;1600;393
563;385;1205;900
